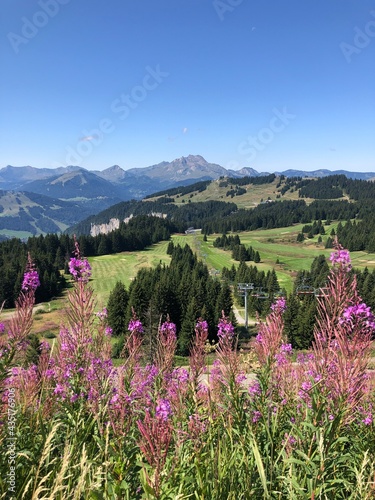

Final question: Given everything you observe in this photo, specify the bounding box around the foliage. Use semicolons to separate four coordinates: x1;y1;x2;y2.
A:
123;243;233;355
1;244;375;498
213;233;261;263
0;215;173;308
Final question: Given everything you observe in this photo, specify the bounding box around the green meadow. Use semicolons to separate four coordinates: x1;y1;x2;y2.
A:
87;223;375;304
88;241;172;305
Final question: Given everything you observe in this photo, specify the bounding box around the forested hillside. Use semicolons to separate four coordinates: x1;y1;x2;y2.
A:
0;216;173;307
70;175;375;241
108;243;235;357
4;174;375;312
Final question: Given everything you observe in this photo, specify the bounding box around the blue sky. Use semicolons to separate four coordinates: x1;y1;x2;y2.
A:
1;0;374;172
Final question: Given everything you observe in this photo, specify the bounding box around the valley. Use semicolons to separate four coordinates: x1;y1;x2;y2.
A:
14;223;375;341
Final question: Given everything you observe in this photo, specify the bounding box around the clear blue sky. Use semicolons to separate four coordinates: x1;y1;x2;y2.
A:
1;0;374;172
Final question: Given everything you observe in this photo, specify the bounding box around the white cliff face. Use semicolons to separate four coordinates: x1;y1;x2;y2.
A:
90;217;122;236
89;212;166;236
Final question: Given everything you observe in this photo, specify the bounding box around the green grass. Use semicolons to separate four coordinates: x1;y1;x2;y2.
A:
0;229;34;239
171;224;375;294
46;221;375;301
88;242;172;305
170;177;304;209
21;222;375;334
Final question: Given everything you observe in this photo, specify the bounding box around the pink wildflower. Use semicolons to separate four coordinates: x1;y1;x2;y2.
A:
270;297;287;313
196;319;208;332
248;380;261;397
155;398;172;421
22;253;40;291
159;321;177;339
96;307;108;319
252;410;262;423
22;270;40;291
329;248;351;269
128;319;144;334
362;415;372;426
340;303;375;330
69;257;91;282
217;315;235;340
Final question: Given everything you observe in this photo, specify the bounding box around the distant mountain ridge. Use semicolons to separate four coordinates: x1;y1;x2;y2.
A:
275;169;375;181
1;155;374;238
2;156;374;194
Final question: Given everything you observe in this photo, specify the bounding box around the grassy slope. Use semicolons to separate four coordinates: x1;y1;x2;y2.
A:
88;223;375;304
6;174;373;335
9;223;375;338
148;177;306;209
88;241;172;306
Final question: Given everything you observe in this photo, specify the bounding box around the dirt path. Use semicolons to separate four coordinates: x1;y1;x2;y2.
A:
232;305;257;327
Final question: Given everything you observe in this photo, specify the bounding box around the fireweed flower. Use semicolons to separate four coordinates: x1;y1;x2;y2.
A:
329;248;351;269
255;332;263;344
281;343;293;354
39;341;51;352
96;307;108;320
156;320;178;375
189;319;209;383
22;270;40;291
270;297;287;313
128;318;144;334
196;319;208;332
340;303;375;330
217;315;235;340
155;398;172;421
171;367;189;384
160;321;177;338
22;254;40;291
252;410;262;423
236;373;247;384
69;257;92;282
362;415;372;426
248;380;262;397
276;343;293;364
0;323;5;334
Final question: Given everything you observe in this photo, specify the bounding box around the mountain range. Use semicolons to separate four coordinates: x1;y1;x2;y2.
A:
0;154;374;238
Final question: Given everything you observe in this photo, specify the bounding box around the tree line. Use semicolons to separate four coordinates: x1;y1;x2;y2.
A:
213;234;261;263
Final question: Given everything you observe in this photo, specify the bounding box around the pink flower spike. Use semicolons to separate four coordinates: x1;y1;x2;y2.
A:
271;297;286;313
128;318;144;334
329;248;351;269
69;257;91;282
217;314;235;340
22;254;40;291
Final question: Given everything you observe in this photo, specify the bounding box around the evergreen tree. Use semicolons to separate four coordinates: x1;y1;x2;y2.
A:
166;241;174;255
178;297;199;355
107;281;129;336
283;294;301;348
215;282;233;322
297;232;304;242
143;298;161;363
